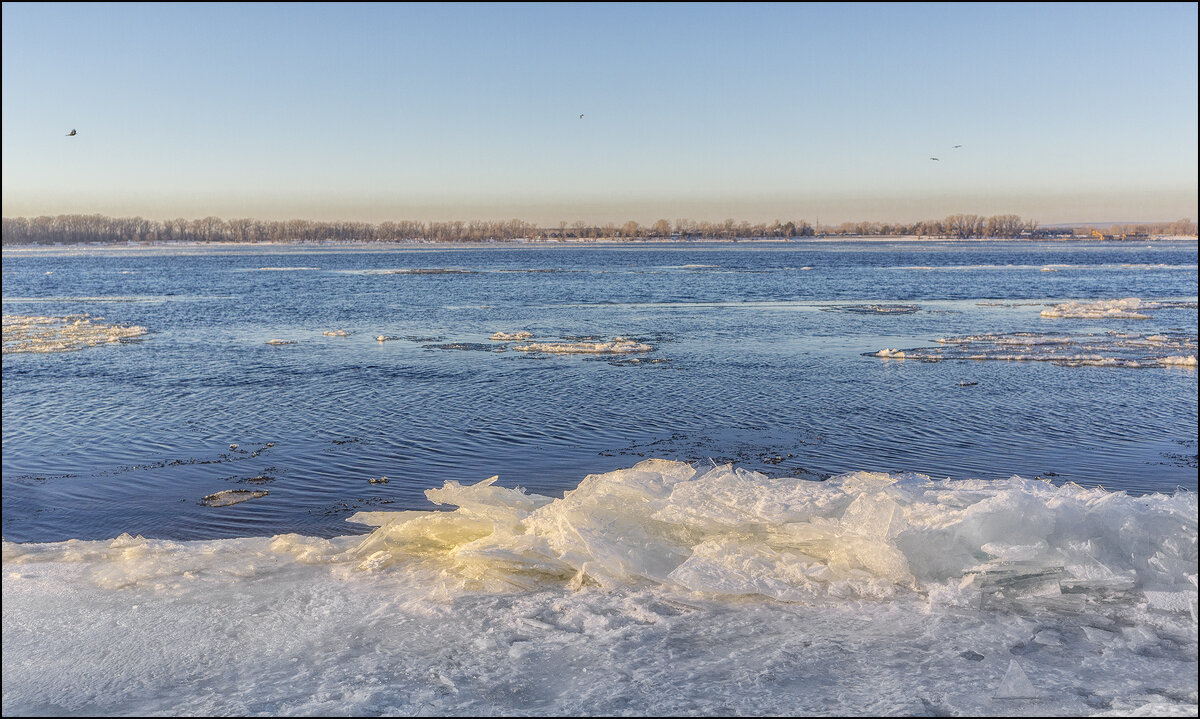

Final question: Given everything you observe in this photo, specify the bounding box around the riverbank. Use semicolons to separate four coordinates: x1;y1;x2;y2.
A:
3;235;1197;253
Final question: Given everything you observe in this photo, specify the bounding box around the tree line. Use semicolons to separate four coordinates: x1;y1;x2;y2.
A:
1;213;1194;245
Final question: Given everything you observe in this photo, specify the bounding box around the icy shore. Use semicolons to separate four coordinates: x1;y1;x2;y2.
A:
3;460;1196;716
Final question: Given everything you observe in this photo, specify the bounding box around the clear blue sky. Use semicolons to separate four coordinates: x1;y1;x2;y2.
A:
2;2;1196;224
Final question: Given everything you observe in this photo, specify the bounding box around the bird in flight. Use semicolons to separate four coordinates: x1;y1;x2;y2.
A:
953;144;962;148
930;157;940;161
579;114;584;119
66;129;76;136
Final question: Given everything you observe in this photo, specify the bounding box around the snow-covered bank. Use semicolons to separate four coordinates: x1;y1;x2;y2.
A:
4;460;1197;715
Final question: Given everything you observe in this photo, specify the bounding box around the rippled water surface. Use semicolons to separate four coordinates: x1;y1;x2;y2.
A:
3;240;1196;542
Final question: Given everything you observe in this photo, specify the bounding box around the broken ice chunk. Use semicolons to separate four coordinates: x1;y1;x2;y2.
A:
994;659;1041;699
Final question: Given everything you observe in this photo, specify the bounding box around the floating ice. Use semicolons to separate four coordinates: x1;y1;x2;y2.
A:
490;331;533;341
869;330;1198;368
423;342;503;352
513;337;653;354
822;304;921;314
322;329;350;337
382;268;478;275
1040;298;1197;319
200;489;268;506
265;339;296;345
2;314;148;354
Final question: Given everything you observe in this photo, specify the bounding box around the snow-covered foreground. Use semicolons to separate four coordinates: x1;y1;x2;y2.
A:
4;460;1197;716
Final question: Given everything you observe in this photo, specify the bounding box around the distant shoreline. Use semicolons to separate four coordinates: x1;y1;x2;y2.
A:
2;235;1197;252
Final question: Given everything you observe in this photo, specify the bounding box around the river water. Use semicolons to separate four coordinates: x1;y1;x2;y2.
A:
2;239;1196;542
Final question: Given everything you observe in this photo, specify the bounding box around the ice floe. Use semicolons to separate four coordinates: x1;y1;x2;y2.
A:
1041;298;1198;320
200;489;268;507
489;331;534;341
869;330;1198;368
423;342;504;352
513;337;653;354
382;268;478;275
1;314;148;354
1160;355;1199;366
822;304;921;315
323;329;351;337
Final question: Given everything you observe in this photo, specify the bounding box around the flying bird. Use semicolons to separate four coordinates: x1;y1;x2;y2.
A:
930;157;940;161
579;114;584;119
66;129;76;136
953;144;962;148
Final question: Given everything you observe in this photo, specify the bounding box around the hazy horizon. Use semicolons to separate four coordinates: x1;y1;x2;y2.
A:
3;190;1195;228
3;3;1197;226
0;203;1194;230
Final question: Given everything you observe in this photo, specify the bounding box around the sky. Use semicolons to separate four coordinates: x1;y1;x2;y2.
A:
2;2;1196;225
